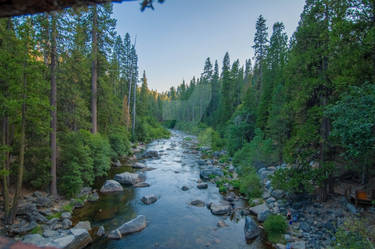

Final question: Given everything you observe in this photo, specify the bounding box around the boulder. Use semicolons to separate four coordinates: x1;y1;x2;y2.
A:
62;219;72;229
190;200;205;207
141;195;158;205
142;150;159;159
22;234;49;247
181;186;189;191
52;228;92;249
257;210;271;222
271;189;285;199
43;229;59;238
114;172;144;185
100;180;123;193
132;162;146;169
112;160;122;167
9;221;38;235
134;182;150;188
249;203;269;216
97;226;105;237
209;203;231;215
88;191;99;202
74;221;91;231
61;212;72;219
217;220;228;227
108;215;146;239
244;216;260;241
78;187;92;198
197;183;208;189
200;167;223;180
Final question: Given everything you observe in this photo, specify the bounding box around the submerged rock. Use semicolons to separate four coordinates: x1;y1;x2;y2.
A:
108;215;147;239
181;186;189;191
100;180;123;193
132;162;146;169
114;172;144;185
244;216;260;241
134;182;150;188
142;150;159;159
141;195;158;205
190;200;205;207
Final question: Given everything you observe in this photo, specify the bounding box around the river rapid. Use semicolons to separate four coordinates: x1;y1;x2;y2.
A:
73;130;265;249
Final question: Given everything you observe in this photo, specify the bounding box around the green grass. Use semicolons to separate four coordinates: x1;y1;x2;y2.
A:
30;225;43;235
47;212;61;220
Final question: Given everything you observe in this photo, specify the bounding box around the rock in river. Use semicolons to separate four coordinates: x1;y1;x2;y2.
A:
209;203;231;215
190;200;205;207
244;216;260;241
134;182;150;188
114;172;144;185
141;195;158;205
181;186;189;191
200;167;224;180
132;162;146;169
108;215;147;240
197;183;208;189
100;180;123;193
142;150;159;159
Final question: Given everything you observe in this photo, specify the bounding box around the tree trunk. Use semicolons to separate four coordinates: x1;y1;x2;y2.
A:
50;11;58;197
132;72;136;137
2;117;10;224
10;62;27;224
91;5;98;134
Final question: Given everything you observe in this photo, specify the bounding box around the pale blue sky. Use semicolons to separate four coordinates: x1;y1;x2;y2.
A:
113;0;305;92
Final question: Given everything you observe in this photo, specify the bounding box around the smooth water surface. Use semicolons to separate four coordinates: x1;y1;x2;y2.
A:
74;131;264;249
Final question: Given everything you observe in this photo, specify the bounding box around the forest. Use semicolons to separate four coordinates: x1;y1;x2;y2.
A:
0;0;374;248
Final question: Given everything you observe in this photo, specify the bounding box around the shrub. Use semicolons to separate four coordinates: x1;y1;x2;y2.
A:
198;127;223;151
135;117;170;143
239;166;263;198
109;126;131;159
58;130;112;197
233;128;277;170
264;215;287;243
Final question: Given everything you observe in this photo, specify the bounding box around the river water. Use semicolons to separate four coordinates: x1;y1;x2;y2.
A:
73;131;264;249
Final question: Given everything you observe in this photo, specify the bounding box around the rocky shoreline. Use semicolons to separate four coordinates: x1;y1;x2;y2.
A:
3;133;371;249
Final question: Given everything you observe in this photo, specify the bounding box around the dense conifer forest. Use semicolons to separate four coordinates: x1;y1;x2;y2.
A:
0;0;374;248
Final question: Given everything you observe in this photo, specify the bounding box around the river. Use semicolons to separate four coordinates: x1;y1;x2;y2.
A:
73;130;264;249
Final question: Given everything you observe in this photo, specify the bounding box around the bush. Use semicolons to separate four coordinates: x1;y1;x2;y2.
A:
58;130;112;197
264;215;287;243
239;167;263;199
198;127;223;151
109;126;131;159
135;117;170;143
233;128;277;170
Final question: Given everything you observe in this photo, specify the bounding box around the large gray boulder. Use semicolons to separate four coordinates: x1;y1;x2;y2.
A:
249;203;269;216
114;172;144;185
100;180;123;193
74;221;91;231
132;162;146;169
209;203;231;215
9;221;38;235
200;167;224;180
52;228;92;249
244;216;260;241
108;215;147;239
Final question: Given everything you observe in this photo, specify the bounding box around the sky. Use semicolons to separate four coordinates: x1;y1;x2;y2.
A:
113;0;305;92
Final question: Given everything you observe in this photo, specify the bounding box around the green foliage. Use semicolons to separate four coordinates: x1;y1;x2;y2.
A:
233;129;276;169
239;167;263;199
135;116;170;143
334;218;375;249
62;203;74;213
264;215;287;243
197;127;223;151
109;126;131;159
58;130;112;197
47;212;62;220
326;84;375;163
31;225;43;235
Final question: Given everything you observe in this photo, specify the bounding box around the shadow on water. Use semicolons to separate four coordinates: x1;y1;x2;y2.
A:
73;130;265;249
